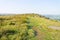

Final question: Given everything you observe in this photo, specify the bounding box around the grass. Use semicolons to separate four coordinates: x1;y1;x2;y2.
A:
0;14;60;40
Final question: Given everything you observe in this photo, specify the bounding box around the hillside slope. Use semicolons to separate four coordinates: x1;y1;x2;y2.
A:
0;14;60;40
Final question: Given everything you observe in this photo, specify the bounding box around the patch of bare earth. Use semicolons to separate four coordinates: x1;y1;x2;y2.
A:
32;27;45;40
48;26;60;30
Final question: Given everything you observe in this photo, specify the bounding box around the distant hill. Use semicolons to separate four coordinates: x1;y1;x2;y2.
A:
44;15;60;21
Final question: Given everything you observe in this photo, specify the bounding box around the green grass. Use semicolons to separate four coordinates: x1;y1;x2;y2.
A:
0;14;60;40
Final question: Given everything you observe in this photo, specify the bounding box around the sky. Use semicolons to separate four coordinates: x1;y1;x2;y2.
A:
0;0;60;15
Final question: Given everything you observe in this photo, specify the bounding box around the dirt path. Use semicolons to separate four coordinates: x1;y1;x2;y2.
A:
32;27;45;40
48;26;60;30
32;26;60;40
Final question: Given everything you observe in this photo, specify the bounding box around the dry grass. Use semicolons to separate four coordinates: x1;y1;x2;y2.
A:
0;14;60;40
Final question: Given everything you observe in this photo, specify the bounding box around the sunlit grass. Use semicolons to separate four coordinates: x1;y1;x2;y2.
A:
0;14;60;40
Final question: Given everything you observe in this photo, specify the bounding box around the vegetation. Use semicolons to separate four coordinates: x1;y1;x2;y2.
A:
0;14;60;40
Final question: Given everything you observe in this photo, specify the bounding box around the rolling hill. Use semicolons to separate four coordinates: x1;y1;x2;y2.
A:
0;14;60;40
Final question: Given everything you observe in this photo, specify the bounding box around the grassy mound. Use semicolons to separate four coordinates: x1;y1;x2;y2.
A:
0;14;60;40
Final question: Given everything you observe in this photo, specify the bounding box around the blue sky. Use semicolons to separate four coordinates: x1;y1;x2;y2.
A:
0;0;60;15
